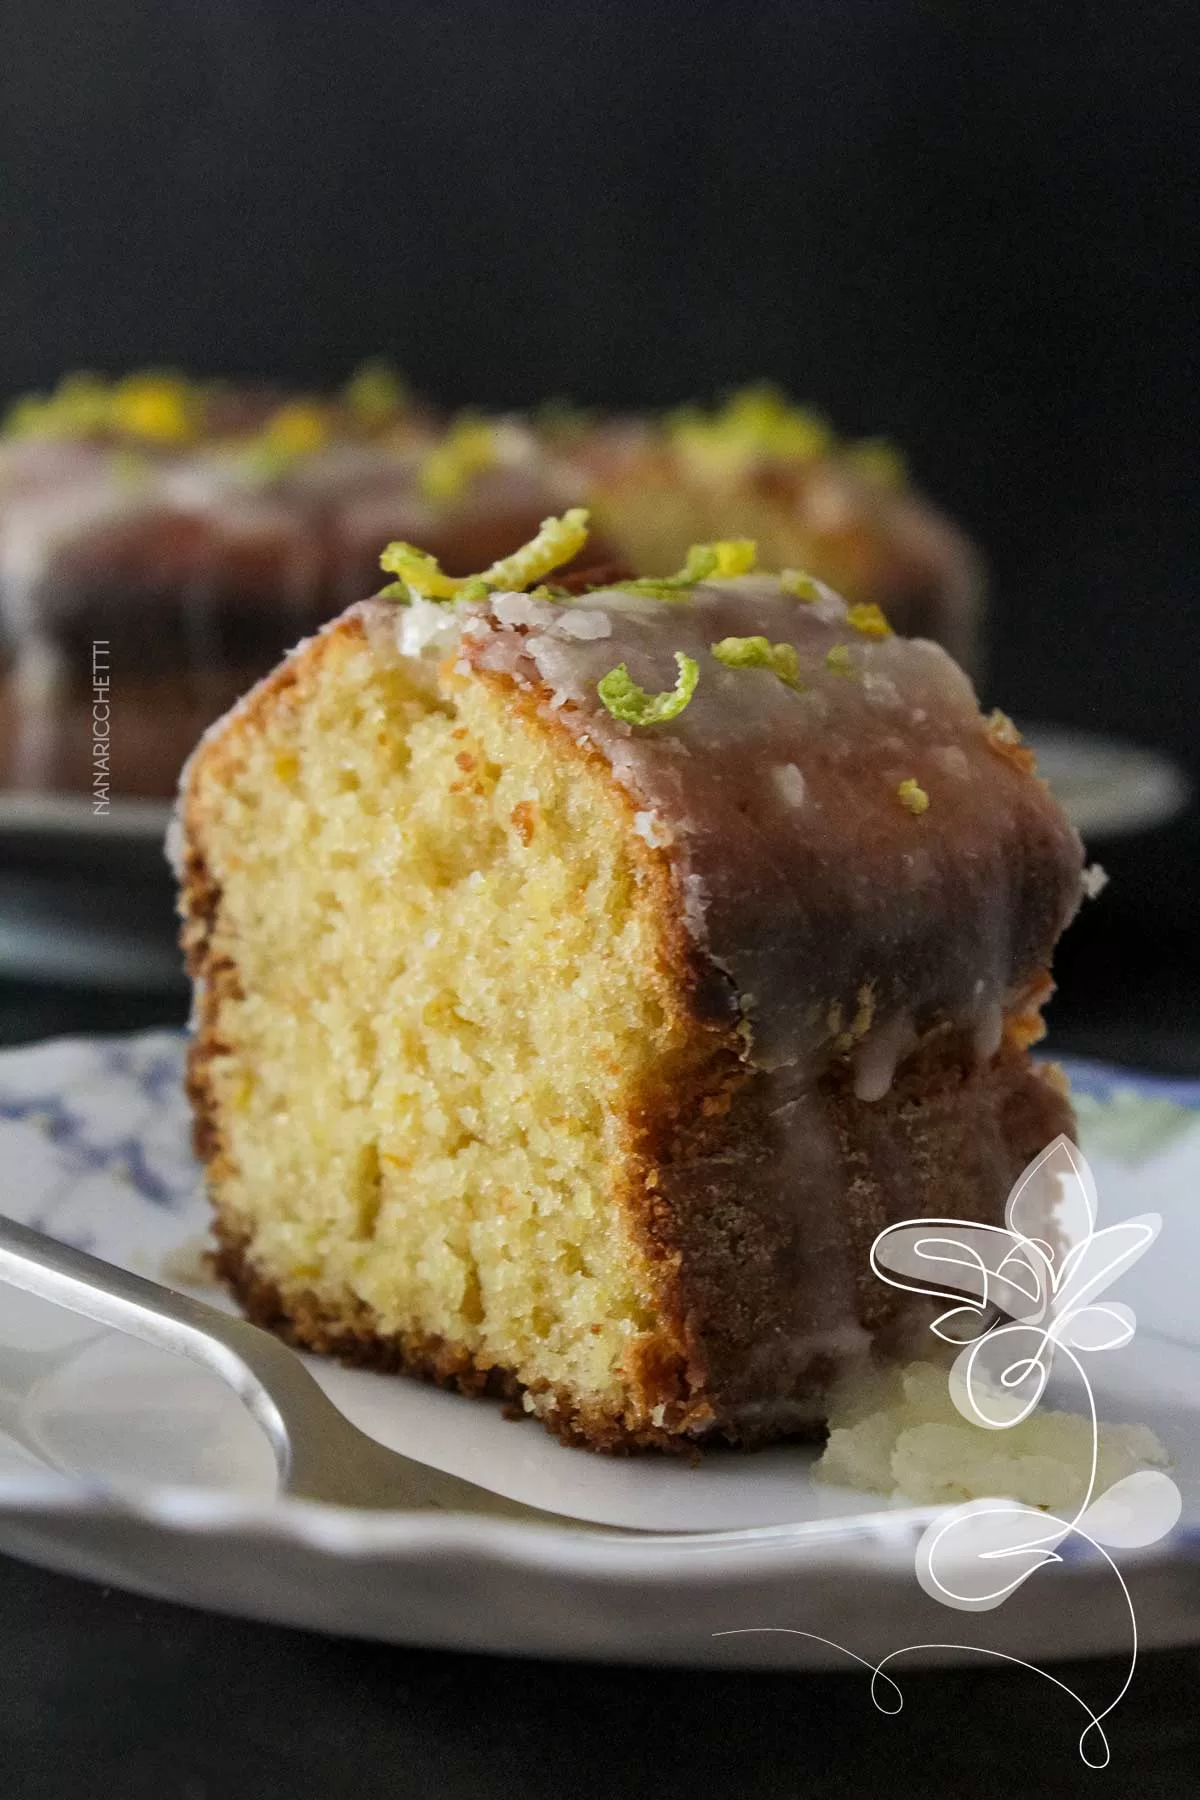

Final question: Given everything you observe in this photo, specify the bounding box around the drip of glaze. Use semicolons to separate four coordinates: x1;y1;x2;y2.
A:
972;1000;1004;1062
852;1012;915;1103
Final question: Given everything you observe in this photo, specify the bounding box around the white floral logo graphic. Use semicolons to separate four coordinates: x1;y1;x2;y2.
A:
874;1135;1181;1764
719;1135;1181;1767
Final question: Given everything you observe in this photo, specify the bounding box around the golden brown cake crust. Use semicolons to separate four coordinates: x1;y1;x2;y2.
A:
209;1218;707;1454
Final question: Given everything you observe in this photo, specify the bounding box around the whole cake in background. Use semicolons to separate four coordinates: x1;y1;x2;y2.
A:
0;367;982;802
175;515;1082;1452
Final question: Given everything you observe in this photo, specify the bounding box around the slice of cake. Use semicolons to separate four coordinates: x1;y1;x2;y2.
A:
175;515;1084;1452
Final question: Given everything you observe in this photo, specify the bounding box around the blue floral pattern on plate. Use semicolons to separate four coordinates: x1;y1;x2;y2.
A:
0;1032;205;1260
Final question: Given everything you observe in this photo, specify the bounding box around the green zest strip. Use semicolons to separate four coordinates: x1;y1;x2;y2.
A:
344;359;408;428
711;635;801;687
620;537;756;599
780;569;820;602
621;543;720;598
597;652;700;725
845;437;907;489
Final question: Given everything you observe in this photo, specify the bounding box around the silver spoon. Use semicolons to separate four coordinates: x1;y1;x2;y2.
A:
0;1213;635;1528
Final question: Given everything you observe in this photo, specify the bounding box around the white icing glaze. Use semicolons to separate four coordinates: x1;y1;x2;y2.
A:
163;813;185;881
396;595;470;658
553;607;611;640
633;810;673;848
491;591;558;632
932;744;970;780
861;671;902;707
681;872;711;941
852;1012;916;1103
0;476;160;641
772;762;808;808
972;1001;1004;1062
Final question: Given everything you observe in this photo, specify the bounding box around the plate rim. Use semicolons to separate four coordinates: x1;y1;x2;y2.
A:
0;1471;1195;1577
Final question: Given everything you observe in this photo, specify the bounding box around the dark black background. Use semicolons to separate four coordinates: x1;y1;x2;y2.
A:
1;1551;1198;1800
2;6;1199;1793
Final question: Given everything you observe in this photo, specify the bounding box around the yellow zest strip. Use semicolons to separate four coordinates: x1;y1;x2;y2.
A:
845;602;892;638
108;374;200;445
477;508;591;589
262;402;330;457
896;778;930;815
380;509;590;604
667;384;832;467
4;373;109;439
378;543;464;601
234;400;333;480
3;370;202;445
712;537;758;576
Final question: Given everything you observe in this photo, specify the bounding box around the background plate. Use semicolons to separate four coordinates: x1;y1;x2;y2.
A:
0;724;1190;996
0;722;1189;850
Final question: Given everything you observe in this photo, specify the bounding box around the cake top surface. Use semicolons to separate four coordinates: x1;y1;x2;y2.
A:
358;518;1084;1083
0;375;923;556
2;376;978;678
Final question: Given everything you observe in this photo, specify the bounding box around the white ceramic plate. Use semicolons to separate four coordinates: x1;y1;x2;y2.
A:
0;1031;1197;1675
